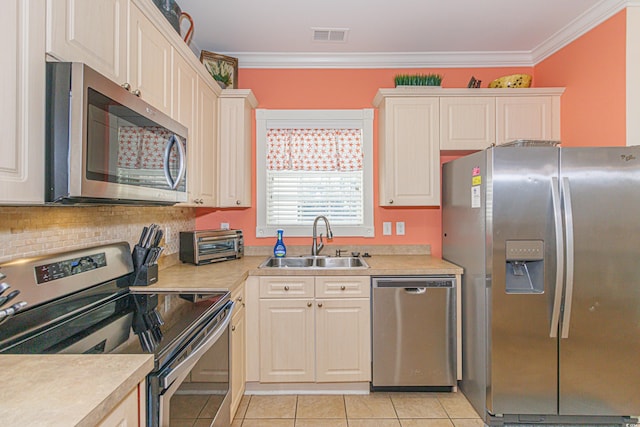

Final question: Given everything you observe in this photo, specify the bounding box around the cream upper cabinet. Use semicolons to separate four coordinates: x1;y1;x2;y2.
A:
190;77;219;206
1;0;45;204
376;96;441;206
46;0;128;84
440;97;496;150
128;3;172;116
218;90;258;208
496;96;559;144
257;276;370;384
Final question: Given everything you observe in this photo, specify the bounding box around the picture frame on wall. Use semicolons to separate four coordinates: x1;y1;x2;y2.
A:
200;50;238;89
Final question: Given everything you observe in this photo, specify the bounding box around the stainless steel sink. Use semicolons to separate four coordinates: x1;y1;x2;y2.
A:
258;256;369;269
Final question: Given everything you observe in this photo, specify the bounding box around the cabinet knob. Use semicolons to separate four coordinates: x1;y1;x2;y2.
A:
307;302;312;307
340;285;346;291
284;285;290;291
231;325;236;331
121;82;131;91
237;296;243;302
236;200;241;205
389;199;394;204
132;89;141;97
317;303;323;308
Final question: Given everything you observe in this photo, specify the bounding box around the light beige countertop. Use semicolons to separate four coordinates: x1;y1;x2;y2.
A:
0;354;153;426
132;254;463;294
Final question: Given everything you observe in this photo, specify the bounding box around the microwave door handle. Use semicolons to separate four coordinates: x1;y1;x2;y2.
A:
163;135;187;190
161;301;234;389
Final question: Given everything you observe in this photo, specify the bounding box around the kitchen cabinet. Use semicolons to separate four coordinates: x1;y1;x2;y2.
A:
230;283;246;419
258;276;370;383
496;95;559;144
376;96;441;206
1;0;45;204
218;90;258;208
128;2;172;116
46;0;128;84
96;385;141;427
440;97;496;150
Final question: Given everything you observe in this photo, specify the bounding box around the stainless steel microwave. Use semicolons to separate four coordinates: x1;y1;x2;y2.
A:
45;62;188;205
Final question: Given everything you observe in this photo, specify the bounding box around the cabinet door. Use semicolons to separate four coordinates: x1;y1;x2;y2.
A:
1;0;45;204
46;0;127;84
230;305;246;419
218;96;252;207
379;97;440;206
315;298;370;382
194;78;218;206
128;3;171;115
496;96;557;145
440;97;496;150
259;299;315;382
96;386;139;427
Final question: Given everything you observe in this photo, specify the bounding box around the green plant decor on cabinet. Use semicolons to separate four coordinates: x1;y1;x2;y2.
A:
394;73;443;87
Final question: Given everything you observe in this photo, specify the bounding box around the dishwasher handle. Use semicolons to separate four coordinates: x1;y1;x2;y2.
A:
372;276;455;289
404;287;427;294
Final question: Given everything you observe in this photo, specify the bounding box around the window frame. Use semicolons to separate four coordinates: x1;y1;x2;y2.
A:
256;108;375;238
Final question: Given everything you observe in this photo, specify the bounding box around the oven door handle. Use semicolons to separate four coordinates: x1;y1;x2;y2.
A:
161;301;234;389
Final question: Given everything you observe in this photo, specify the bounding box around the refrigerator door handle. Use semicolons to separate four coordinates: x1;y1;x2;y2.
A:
549;177;564;338
560;177;575;339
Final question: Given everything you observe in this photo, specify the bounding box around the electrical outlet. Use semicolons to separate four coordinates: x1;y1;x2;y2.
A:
383;222;392;235
396;221;405;236
165;227;171;245
221;222;230;230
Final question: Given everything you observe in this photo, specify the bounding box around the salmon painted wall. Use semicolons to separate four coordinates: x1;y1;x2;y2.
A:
196;67;533;257
534;10;626;147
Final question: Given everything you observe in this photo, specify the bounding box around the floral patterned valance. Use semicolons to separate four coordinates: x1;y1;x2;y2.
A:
266;128;363;171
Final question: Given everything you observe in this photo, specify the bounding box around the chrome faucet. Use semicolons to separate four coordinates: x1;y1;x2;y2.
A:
311;215;333;256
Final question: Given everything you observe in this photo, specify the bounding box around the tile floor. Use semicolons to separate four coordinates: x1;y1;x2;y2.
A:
231;392;486;427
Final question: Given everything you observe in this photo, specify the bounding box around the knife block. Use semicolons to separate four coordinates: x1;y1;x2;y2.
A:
130;263;158;286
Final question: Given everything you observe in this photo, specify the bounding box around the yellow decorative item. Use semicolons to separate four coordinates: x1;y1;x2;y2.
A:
488;74;532;88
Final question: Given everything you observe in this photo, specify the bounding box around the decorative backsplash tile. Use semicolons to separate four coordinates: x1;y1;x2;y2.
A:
0;206;196;264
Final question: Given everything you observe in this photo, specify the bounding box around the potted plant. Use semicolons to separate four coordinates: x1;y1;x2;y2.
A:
394;73;443;87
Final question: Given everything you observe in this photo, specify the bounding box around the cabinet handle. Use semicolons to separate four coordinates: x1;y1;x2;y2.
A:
236;200;241;205
307;302;312;307
389;199;394;204
237;296;243;302
317;302;323;308
132;89;141;97
121;82;131;91
284;285;290;291
231;325;236;331
340;285;346;291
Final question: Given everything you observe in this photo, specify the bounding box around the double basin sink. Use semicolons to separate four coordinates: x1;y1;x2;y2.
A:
259;255;369;269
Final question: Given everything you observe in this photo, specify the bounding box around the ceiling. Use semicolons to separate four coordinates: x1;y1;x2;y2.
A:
175;0;626;68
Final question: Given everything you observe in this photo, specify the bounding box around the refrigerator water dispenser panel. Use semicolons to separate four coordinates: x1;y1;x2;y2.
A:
505;240;544;294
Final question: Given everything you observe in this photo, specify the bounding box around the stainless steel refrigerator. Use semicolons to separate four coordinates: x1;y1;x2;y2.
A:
442;145;640;426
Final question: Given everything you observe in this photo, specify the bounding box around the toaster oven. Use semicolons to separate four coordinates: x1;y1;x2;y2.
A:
179;230;244;265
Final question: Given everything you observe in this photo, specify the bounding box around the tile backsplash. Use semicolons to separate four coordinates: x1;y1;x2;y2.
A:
0;206;196;263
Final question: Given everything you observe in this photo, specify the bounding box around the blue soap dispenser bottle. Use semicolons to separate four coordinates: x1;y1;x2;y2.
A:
274;229;286;257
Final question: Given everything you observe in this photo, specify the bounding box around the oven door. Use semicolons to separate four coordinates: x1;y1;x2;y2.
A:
148;300;233;427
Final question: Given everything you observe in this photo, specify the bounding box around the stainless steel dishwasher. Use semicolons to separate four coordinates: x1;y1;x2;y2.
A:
371;276;456;390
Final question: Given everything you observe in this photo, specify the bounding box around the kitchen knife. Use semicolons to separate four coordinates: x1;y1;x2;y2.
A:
152;229;163;248
138;226;148;246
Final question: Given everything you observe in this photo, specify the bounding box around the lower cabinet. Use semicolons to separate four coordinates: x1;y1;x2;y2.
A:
258;276;370;384
230;283;246;418
96;384;143;427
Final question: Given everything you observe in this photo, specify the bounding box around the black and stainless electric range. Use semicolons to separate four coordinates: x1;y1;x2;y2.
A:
0;242;233;427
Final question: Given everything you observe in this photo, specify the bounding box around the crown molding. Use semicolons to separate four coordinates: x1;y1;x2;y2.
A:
532;0;632;63
221;51;535;69
216;1;638;69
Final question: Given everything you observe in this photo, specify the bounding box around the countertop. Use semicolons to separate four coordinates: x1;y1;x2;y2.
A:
0;354;153;426
131;254;463;294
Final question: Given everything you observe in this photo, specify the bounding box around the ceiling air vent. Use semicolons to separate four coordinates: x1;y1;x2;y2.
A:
311;27;349;43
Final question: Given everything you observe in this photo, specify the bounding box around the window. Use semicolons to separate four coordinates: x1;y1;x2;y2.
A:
256;109;374;238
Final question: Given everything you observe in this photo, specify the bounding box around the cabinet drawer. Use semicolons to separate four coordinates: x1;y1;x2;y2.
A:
259;277;314;298
315;276;370;298
231;284;246;311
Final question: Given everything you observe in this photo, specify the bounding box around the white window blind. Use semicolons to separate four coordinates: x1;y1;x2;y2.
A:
256;109;374;238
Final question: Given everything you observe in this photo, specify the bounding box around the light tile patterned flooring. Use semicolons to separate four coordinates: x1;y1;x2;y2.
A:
231;392;485;427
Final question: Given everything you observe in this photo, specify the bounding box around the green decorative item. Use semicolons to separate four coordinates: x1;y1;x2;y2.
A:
394;73;443;87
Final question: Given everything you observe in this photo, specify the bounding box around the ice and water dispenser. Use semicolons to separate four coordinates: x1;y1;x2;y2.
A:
505;240;544;294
